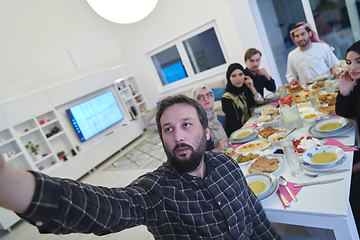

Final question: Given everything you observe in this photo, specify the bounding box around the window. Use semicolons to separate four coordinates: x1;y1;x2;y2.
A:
148;22;227;91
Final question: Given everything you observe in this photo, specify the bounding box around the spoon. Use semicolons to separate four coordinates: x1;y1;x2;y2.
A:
278;176;298;202
285;128;296;138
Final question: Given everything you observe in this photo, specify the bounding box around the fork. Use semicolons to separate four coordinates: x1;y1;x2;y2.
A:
304;169;350;178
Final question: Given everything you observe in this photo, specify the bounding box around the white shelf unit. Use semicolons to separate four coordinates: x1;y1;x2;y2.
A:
114;75;148;121
12;110;78;173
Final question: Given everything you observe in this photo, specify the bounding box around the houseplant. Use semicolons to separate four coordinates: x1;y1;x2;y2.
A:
57;151;65;160
25;140;40;161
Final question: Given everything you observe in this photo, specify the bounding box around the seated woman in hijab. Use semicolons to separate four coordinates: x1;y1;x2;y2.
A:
222;63;264;137
193;85;229;152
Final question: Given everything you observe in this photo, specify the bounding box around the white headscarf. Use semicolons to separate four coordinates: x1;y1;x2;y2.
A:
192;85;228;147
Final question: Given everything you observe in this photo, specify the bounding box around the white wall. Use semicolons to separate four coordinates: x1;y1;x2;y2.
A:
0;0;256;109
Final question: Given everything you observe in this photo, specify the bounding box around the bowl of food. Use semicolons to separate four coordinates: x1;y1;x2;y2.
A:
299;107;315;116
245;173;273;199
230;128;254;142
303;145;344;167
235;150;263;166
268;132;289;147
301;112;319;124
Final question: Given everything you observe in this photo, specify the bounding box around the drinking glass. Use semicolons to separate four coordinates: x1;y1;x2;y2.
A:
325;80;335;94
281;141;304;177
309;91;320;109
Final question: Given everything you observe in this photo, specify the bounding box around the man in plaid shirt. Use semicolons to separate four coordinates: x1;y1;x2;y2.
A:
0;95;279;239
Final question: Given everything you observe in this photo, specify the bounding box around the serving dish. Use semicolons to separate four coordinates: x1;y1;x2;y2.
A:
268;132;290;147
235;140;271;153
310;74;330;82
247;155;283;174
301;112;319;124
230;128;254;141
235;150;264;166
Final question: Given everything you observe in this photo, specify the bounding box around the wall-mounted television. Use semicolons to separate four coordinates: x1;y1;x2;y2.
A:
66;91;124;142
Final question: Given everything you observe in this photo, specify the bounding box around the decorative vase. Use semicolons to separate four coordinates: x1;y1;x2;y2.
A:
33;154;42;162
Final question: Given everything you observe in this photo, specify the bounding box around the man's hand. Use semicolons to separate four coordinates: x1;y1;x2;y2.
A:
257;68;271;80
339;70;356;96
290;78;300;86
212;139;228;152
0;151;36;213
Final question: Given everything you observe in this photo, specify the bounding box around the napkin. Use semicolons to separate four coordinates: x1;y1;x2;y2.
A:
277;182;302;209
229;144;241;150
266;100;279;105
243;123;258;128
323;138;358;151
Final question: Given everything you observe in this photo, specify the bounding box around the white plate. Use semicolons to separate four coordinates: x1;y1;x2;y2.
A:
235;150;264;166
302;146;344;167
265;92;280;101
309;82;325;90
245;172;273;199
311;74;330;82
314;118;348;133
254;105;272;114
231;130;258;144
299;107;315;116
295;137;321;156
302;155;347;172
236;140;271;153
231;128;254;141
248;155;283;174
308;118;355;138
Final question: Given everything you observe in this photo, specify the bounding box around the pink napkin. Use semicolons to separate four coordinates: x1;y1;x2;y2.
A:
323;138;358;151
266;100;279;105
229;144;241;150
243;123;258;128
277;182;302;209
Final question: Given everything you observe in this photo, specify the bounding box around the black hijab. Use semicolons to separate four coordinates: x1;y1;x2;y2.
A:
347;40;360;56
225;63;253;97
347;41;360;116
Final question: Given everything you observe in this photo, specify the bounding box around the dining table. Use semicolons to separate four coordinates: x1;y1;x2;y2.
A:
234;111;359;239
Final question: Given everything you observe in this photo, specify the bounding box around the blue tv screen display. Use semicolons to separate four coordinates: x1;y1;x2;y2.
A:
66;91;124;142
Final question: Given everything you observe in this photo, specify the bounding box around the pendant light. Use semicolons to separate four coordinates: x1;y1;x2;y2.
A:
86;0;158;24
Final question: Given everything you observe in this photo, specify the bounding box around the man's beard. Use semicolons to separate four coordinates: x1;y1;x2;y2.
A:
164;132;207;173
298;37;311;47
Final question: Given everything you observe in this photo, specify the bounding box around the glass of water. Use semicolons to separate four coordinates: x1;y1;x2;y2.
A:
325;80;335;94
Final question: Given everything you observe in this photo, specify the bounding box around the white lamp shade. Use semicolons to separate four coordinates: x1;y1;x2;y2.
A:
87;0;158;24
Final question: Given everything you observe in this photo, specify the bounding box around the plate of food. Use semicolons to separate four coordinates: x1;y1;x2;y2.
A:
314;117;348;132
230;128;255;141
235;140;271;153
302;155;347;172
317;105;336;115
310;81;325;90
222;149;236;158
288;85;304;94
265;92;281;102
303;145;344;167
235;150;263;166
299;107;315;116
310;74;330;82
292;136;320;155
289;94;307;103
258;126;286;141
297;102;311;108
248;155;283;174
245;172;273;199
257;107;280;123
318;93;337;105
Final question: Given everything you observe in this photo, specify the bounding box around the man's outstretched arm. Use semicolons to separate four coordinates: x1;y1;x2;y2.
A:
0;151;36;213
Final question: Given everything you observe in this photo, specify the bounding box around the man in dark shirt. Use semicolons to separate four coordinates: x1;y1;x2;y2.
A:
244;48;277;97
0;95;279;239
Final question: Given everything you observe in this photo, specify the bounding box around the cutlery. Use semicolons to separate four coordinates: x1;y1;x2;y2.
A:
285;128;296;138
276;189;290;207
337;145;359;149
304;169;350;178
293;178;344;187
278;176;298;202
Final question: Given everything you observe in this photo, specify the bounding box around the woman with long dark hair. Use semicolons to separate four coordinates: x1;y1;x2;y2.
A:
335;40;360;236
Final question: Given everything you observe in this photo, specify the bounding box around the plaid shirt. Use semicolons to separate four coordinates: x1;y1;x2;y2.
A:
19;152;279;240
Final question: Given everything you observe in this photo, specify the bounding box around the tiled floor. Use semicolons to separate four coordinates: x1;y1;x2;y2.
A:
0;130;336;240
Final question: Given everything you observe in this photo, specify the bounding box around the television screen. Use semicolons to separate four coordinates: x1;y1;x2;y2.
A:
66;91;124;142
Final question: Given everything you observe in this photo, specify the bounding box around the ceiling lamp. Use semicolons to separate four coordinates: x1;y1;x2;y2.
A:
86;0;158;24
